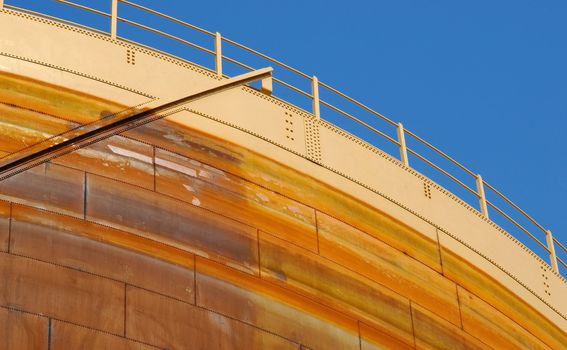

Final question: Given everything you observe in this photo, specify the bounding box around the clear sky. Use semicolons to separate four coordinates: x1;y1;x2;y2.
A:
9;0;567;267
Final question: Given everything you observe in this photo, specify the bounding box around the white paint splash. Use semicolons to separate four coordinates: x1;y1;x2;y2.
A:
198;170;211;179
286;205;302;216
255;192;270;203
107;145;153;164
155;158;197;177
183;184;196;192
191;197;201;206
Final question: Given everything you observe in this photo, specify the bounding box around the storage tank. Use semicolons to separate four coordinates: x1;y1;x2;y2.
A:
0;2;565;349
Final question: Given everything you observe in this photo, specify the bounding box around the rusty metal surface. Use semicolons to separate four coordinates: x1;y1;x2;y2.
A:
458;287;552;350
126;119;444;272
126;286;300;350
0;201;9;252
440;239;566;349
0;162;84;218
259;231;414;346
411;303;490;350
0;71;565;349
195;257;360;350
0;307;48;350
317;212;460;327
50;320;158;350
155;147;318;252
0;252;124;334
10;205;195;303
86;173;259;275
54;135;155;190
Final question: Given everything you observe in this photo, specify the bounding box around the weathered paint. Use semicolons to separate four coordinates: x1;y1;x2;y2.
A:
0;308;49;350
10;205;195;303
0;252;125;334
317;212;461;326
0;201;9;252
0;162;85;218
259;231;414;346
126;286;301;349
0;71;565;349
86;173;260;275
155;147;318;252
50;320;159;350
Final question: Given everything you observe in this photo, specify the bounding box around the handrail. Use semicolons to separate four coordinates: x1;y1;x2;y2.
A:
118;17;214;55
554;238;566;254
319;81;398;127
486;200;549;252
320;100;399;145
119;0;214;36
483;180;549;235
404;129;477;178
221;36;312;80
56;0;109;17
406;148;478;197
2;0;563;275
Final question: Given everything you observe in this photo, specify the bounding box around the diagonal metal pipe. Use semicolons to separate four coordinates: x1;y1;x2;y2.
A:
0;67;273;181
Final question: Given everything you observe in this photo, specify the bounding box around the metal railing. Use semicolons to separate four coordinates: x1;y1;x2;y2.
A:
1;0;564;276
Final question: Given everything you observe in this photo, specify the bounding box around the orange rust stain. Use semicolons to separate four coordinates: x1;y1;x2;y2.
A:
155;147;318;252
126;119;442;272
458;286;552;350
12;204;193;270
442;246;567;350
0;162;85;218
360;322;415;350
317;211;461;327
0;252;125;335
411;302;490;350
0;307;48;349
54;135;155;190
50;320;159;350
0;201;9;252
196;256;359;336
126;285;300;349
259;231;414;346
86;173;260;275
0;70;562;349
0;71;126;124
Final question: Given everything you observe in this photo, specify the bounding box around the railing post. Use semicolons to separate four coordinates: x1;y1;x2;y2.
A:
215;32;223;78
546;230;559;272
397;123;409;166
0;0;4;10
476;174;489;218
110;0;118;39
312;76;320;120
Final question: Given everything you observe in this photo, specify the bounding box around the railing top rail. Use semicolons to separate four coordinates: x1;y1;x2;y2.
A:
56;0;109;17
2;0;563;275
404;128;477;178
483;180;549;235
318;81;398;127
118;0;214;36
221;36;312;81
118;16;215;55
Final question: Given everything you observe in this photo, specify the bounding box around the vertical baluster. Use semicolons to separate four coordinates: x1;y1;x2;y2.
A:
110;0;118;39
312;76;320;119
476;174;489;218
397;123;409;166
546;230;559;272
215;32;222;78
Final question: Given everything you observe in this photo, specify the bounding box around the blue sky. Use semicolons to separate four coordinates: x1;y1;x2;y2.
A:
8;0;567;269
